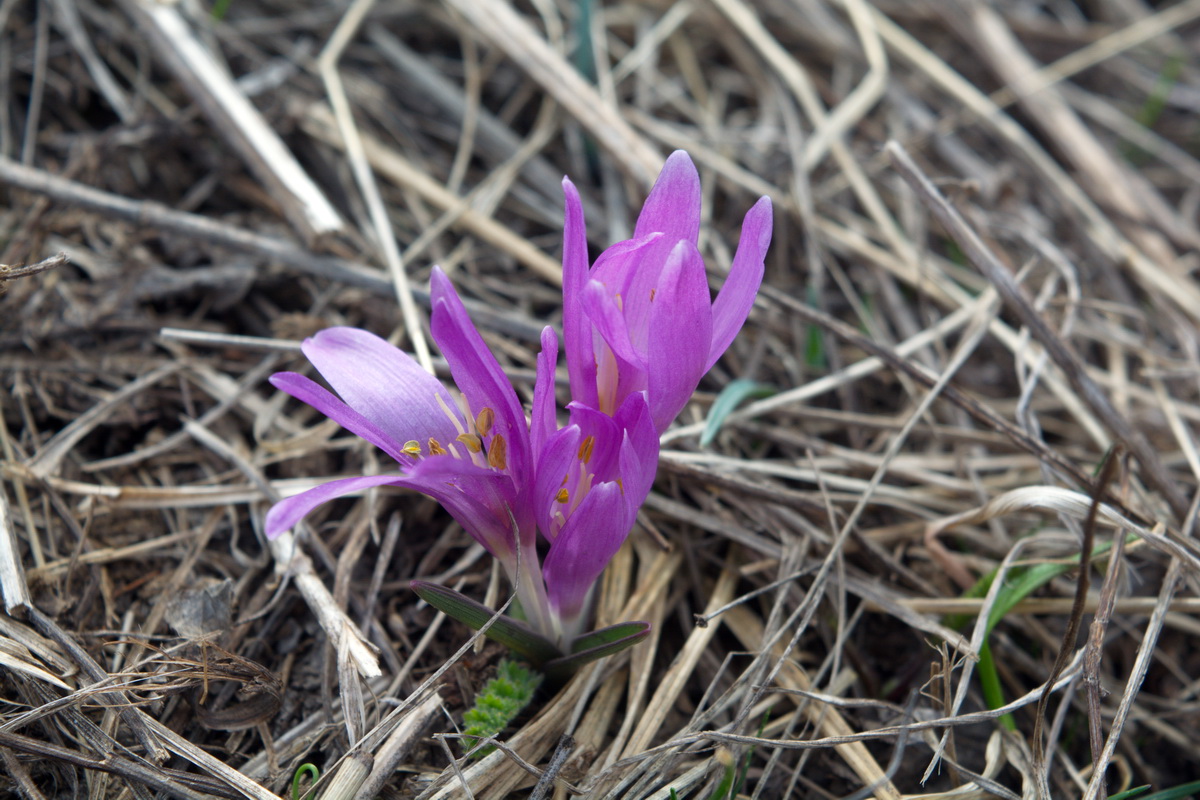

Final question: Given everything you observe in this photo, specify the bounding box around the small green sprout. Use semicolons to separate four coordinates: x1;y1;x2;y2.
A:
462;658;542;758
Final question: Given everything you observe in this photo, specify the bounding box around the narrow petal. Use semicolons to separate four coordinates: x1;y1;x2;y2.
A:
633;150;701;245
265;474;406;539
580;281;641;368
707;196;773;370
587;233;663;353
562;402;623;480
534;424;581;541
586;233;660;292
616;152;704;347
531;326;559;458
561;178;598;410
270;372;410;464
612;392;659;504
542;482;636;623
579;282;647;416
301;327;462;447
646;241;713;432
401;456;524;560
430;268;531;482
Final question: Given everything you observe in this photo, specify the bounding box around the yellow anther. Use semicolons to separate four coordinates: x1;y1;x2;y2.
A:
456;433;483;453
578;435;595;464
649;288;657;302
475;407;494;436
427;438;447;456
402;440;422;456
555;488;570;503
487;434;508;470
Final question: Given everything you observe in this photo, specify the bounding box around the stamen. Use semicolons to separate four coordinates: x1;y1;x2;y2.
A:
435;392;466;435
555;488;570;503
649;288;656;302
456;433;483;453
487;434;508;470
427;438;447;456
402;440;422;456
475;407;494;436
578;435;595;464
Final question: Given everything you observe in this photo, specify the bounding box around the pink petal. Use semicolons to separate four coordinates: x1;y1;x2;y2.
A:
270;372;411;464
265;474;406;539
586;234;659;294
587;233;663;351
402;457;525;560
301;327;462;448
430;268;531;482
580;280;641;368
542;482;636;623
563;402;623;479
580;280;647;415
633;150;701;245
561;178;598;410
531;326;559;458
612;392;659;504
646;241;713;433
533;423;581;541
707;196;772;371
614;152;704;349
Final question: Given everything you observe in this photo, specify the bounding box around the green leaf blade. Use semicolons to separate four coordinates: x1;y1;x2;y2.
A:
700;380;775;447
411;581;562;666
544;621;650;681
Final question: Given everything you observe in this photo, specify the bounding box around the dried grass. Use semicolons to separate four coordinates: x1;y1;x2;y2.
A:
2;1;1199;798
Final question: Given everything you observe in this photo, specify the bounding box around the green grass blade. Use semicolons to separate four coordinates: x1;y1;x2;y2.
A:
944;533;1138;721
700;379;775;447
1123;779;1200;800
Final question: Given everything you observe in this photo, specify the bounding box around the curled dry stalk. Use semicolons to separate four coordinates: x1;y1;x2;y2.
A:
1031;446;1122;800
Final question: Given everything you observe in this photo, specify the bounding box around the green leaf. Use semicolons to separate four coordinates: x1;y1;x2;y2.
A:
461;658;543;758
700;380;775;447
411;581;562;666
1124;780;1200;800
977;640;1016;731
946;533;1137;635
943;532;1140;724
544;621;650;682
1110;787;1152;800
804;284;827;370
568;620;651;654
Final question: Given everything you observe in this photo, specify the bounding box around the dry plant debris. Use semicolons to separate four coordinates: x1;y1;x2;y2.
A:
1;1;1199;798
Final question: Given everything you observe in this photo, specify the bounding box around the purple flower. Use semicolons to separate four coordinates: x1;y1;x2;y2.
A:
562;150;773;433
265;268;653;643
530;327;658;638
265;150;771;653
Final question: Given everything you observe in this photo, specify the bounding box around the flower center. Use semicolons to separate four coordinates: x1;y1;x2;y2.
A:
401;399;506;472
550;435;597;538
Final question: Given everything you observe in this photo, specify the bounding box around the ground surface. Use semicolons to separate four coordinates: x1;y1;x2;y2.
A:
1;1;1199;798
